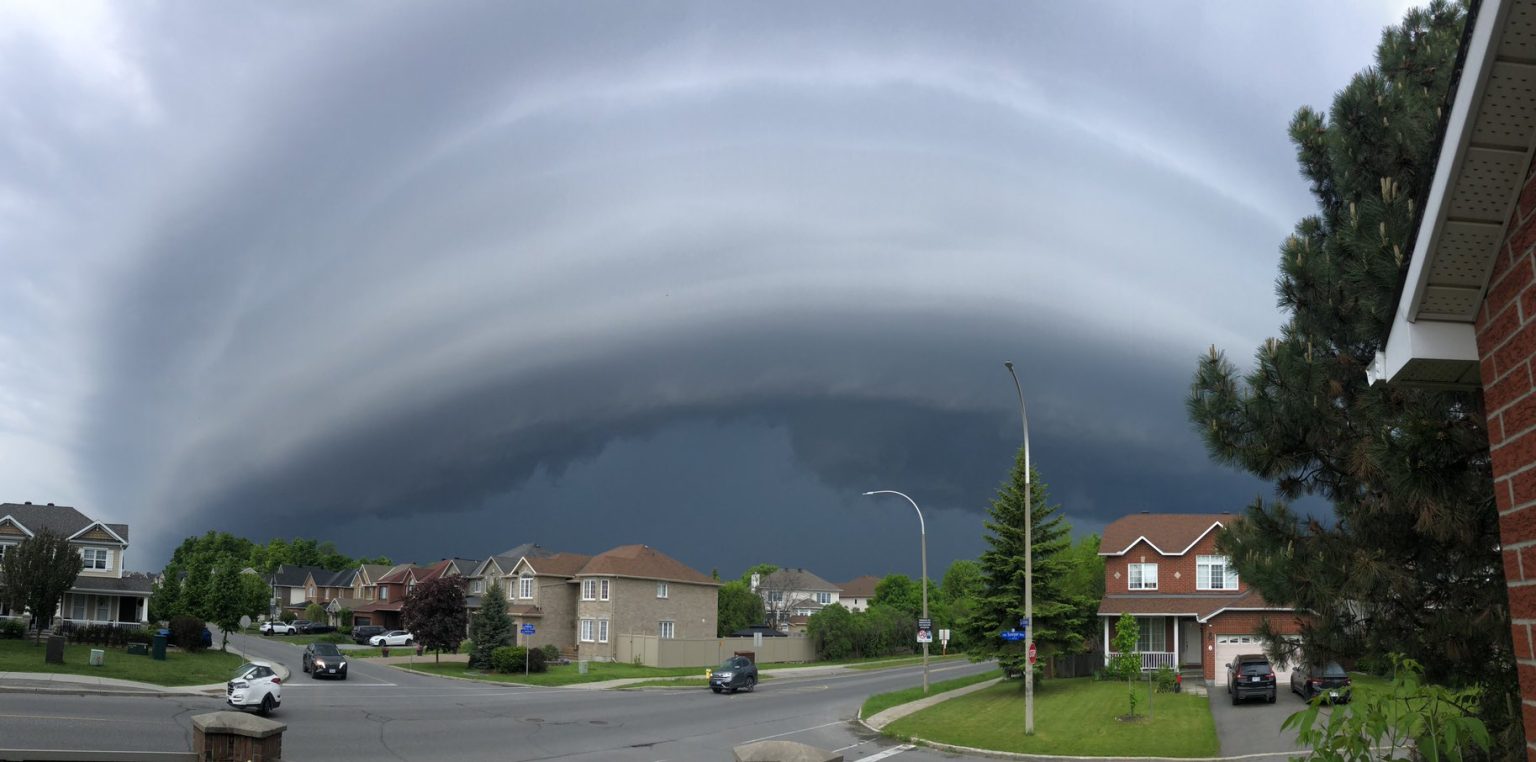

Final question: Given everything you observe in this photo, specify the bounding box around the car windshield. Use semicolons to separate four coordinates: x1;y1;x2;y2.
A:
233;662;259;679
717;659;739;670
1319;662;1347;677
313;644;342;656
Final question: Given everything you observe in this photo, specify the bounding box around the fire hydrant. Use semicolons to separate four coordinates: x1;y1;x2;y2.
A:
1174;673;1183;693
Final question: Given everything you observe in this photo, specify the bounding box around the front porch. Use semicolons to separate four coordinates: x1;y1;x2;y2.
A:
1101;614;1203;672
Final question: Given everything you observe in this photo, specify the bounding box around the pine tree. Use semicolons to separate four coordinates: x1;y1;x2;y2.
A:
469;579;513;669
1187;2;1519;754
964;453;1086;674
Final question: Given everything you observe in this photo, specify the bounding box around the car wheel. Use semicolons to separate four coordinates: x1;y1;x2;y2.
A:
1231;691;1239;706
746;677;756;693
1267;691;1276;703
259;694;275;716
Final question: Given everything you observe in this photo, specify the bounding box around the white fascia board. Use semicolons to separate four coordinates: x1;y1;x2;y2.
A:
1368;319;1481;384
66;521;127;545
0;516;35;537
1401;0;1507;321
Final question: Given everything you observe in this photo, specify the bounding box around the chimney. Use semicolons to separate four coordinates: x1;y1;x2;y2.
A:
750;573;760;591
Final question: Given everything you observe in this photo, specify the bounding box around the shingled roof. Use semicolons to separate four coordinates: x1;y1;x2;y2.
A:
838;575;881;598
0;503;129;543
1100;513;1232;556
577;545;718;586
522;552;591;577
758;567;839;592
1098;589;1289;623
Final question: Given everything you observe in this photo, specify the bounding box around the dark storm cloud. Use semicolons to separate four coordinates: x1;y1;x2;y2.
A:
0;1;1414;569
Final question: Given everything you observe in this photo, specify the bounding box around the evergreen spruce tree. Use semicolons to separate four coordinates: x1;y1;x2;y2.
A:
963;453;1086;674
1187;2;1519;754
469;579;514;669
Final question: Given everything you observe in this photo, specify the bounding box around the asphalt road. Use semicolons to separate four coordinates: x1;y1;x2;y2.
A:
0;632;995;761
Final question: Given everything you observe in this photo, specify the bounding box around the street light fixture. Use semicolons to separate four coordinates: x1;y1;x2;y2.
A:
861;489;930;693
1004;361;1035;735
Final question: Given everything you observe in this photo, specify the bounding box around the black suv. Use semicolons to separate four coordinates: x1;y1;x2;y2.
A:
352;625;385;645
1291;661;1352;704
708;655;758;694
302;642;348;680
1226;654;1276;705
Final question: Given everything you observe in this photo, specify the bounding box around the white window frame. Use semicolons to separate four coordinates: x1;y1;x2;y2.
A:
599;579;610;601
581;579;596;600
0;543;9;560
380;587;389;601
580;619;595;642
470;579;484;594
1137;617;1167;652
659;620;675;639
70;595;86;620
1127;563;1158;591
1196;555;1239;591
598;619;609;643
816;592;831;605
519;575;534;599
81;548;109;570
656;582;668;599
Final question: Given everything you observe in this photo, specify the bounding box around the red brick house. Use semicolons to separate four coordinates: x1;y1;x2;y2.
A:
1097;513;1305;685
1369;1;1536;755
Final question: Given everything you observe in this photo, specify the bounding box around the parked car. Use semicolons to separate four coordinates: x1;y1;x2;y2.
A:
369;630;414;647
1226;654;1277;705
352;625;385;645
226;660;282;716
298;622;337;635
707;655;758;694
291;620;312;633
261;620;296;635
302;642;348;680
1291;661;1352;704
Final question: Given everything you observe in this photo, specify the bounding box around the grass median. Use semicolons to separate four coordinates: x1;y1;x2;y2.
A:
861;668;1003;719
398;660;707;686
883;676;1219;758
0;638;245;686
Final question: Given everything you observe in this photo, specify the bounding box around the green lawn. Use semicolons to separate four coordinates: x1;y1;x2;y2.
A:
884;677;1220;758
0;639;245;686
399;660;707;686
861;669;1003;718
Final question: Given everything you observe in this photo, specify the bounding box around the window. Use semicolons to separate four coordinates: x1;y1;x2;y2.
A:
599;579;610;601
598;619;609;643
1196;555;1239;591
768;590;783;602
659;620;675;639
470;580;483;594
380;587;388;601
656;582;668;599
70;595;85;620
0;543;8;560
1137;618;1167;652
308;585;316;599
1127;563;1157;591
81;548;109;570
95;596;110;622
520;575;534;599
816;592;831;605
582;579;597;600
580;619;594;642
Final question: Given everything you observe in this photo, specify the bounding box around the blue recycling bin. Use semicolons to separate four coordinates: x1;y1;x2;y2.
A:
151;633;167;661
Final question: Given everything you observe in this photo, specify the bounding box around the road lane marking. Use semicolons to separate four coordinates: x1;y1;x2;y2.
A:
743;720;843;743
861;745;916;760
0;713;138;723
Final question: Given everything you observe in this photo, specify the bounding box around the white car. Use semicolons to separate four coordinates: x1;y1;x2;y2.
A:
260;621;296;635
369;630;414;647
226;661;282;715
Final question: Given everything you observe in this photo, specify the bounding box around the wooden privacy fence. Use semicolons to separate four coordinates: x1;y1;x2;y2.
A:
1046;650;1104;678
614;635;816;667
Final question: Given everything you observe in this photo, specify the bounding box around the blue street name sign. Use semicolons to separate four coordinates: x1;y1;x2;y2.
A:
1001;629;1026;642
521;624;536;635
1019;617;1030;628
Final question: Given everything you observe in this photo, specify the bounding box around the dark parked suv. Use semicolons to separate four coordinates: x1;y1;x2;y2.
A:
1291;661;1352;704
1226;654;1276;705
352;625;385;645
708;655;758;694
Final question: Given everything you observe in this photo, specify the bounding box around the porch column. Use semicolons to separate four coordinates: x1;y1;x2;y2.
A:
1172;617;1179;668
1103;616;1110;666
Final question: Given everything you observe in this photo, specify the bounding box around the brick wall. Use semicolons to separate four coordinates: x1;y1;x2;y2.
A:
1105;527;1241;596
1476;159;1536;761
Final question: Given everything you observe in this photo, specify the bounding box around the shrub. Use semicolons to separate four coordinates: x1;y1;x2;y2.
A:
0;619;24;639
304;603;327;623
321;632;349;644
1153;665;1177;693
540;644;561;662
338;609;353;629
279;610;296;623
490;646;524;673
169;616;206;651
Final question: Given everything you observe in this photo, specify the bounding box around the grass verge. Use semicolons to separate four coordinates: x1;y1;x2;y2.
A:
884;677;1219;758
0;639;245;686
861;668;1003;719
398;660;707;686
842;654;969;671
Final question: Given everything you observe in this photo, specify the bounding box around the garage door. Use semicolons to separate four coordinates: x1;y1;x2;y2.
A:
1213;634;1300;687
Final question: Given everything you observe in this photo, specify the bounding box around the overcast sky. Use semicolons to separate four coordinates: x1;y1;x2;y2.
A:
0;1;1414;580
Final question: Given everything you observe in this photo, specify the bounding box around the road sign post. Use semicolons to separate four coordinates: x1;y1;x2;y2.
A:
917;628;932;644
520;624;536;676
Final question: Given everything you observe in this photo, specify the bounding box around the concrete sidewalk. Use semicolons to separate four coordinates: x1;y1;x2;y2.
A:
861;677;1003;729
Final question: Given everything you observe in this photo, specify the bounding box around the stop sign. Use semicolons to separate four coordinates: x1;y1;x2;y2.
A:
1027;641;1037;664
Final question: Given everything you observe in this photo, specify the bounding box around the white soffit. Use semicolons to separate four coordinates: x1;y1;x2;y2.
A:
1376;0;1536;387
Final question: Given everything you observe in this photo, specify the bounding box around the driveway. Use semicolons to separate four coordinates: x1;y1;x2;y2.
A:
1208;681;1311;758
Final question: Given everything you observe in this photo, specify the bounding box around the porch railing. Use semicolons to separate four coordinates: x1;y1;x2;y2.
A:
1107;651;1177;671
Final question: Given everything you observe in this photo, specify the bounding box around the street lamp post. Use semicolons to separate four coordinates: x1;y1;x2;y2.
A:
861;489;929;693
1004;361;1035;735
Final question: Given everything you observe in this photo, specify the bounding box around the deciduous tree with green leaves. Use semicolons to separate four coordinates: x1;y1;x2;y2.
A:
0;529;84;643
1185;2;1518;754
1107;612;1141;717
717;580;766;637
